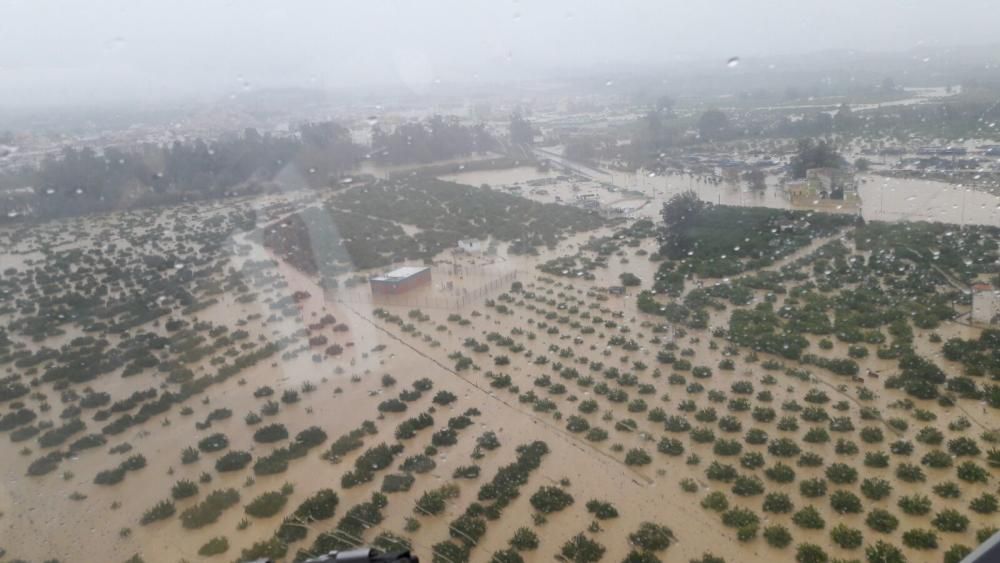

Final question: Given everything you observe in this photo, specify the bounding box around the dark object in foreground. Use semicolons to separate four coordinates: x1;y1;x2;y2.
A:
246;548;419;563
962;531;1000;563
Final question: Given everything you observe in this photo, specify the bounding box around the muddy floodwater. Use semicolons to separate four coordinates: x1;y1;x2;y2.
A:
442;166;1000;227
0;172;996;563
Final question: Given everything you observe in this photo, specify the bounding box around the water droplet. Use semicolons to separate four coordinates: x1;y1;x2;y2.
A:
106;36;125;52
727;57;740;68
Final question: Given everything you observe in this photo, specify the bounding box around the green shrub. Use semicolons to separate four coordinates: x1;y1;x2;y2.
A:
253;423;289;443
171;479;199;500
491;548;524;563
830;523;863;549
901;528;938;550
763;524;791;548
931;509;969;533
957;461;988;483
830;490;863;514
215;450;252;472
825;463;858;484
140;499;176;525
415;485;459;516
245;491;288;518
799;478;826;498
509;527;539;551
197;433;229;452
795;543;828;563
860;478;892;501
198;536;229;557
529;486;574;513
731;475;764;497
897;494;932;515
933;482;961;499
432;390;457;405
864;451;890;468
452;465;480;479
895;463;925;483
970;493;998;514
762;493;793;514
721;507;759;530
792;506;825;529
239;536;287;561
625;448;652;466
180;489;240;529
921;449;953;469
586;499;619;519
701;491;729;512
764;463;795;483
866;508;899;534
864;540;904;562
560;533;605;563
944;545;972;563
628;522;675;551
621;550;660;563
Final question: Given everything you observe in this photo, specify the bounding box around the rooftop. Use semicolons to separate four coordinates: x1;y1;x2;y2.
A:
371;266;429;282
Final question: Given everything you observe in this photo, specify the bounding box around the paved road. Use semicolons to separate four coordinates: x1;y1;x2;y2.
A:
532;146;610;180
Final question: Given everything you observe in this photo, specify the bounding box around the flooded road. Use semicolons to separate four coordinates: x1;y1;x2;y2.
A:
857;175;1000;225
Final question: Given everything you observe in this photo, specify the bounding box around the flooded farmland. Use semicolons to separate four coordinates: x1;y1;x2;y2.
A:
443;165;1000;227
1;165;996;562
3;6;1000;562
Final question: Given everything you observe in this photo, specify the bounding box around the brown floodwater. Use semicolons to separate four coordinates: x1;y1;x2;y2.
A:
0;176;996;563
442;165;1000;227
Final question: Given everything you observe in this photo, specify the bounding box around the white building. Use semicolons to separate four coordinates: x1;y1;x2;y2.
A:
971;283;999;325
457;239;483;253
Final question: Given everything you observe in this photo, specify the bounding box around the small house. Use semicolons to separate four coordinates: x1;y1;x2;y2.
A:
370;266;431;295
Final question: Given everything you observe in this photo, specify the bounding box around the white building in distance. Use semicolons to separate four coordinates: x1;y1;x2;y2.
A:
971;283;999;325
457;239;484;253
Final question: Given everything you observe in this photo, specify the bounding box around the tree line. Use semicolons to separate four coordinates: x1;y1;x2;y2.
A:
371;115;498;165
0;116;501;222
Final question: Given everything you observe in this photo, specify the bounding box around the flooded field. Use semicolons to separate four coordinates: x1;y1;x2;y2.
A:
442;165;1000;227
0;154;996;563
7;3;1000;562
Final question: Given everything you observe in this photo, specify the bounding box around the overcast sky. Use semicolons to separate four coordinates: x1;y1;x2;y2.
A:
2;0;999;107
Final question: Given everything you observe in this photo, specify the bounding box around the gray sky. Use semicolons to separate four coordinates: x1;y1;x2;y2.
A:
2;0;999;107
